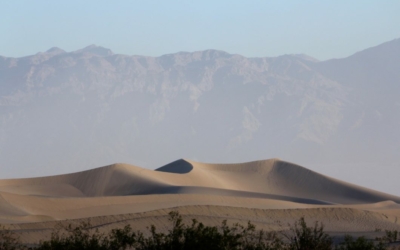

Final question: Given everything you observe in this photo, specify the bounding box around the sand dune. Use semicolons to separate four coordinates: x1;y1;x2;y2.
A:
1;159;400;244
1;159;398;202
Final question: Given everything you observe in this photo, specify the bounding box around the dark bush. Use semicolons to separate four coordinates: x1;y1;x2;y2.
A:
336;235;387;250
285;217;332;250
35;211;286;250
132;211;284;250
36;221;110;250
0;225;22;250
2;213;397;249
384;230;398;243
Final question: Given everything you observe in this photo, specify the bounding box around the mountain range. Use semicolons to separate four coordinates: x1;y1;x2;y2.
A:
0;39;399;194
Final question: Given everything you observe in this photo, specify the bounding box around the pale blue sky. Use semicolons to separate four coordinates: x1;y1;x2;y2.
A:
1;1;399;60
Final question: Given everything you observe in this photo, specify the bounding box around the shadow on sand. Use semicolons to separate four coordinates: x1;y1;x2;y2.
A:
155;159;194;174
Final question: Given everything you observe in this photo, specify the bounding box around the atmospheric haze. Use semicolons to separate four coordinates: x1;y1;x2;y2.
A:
2;2;400;246
0;39;400;195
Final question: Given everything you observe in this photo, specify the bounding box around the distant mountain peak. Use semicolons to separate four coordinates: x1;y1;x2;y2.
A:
74;44;113;56
292;54;319;62
340;37;400;61
46;47;66;54
161;49;232;59
196;49;232;58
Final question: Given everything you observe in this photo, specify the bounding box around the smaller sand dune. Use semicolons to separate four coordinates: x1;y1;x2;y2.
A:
6;205;400;246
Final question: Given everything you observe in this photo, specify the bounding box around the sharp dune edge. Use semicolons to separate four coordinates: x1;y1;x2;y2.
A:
1;159;400;244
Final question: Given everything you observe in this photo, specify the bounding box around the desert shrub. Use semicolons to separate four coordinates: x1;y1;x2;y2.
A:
384;230;398;243
0;225;22;250
133;211;284;250
36;211;286;250
107;225;137;250
36;221;110;250
29;212;398;249
284;217;332;250
336;235;387;250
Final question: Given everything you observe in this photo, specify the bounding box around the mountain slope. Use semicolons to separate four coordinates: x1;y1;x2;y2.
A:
0;40;399;195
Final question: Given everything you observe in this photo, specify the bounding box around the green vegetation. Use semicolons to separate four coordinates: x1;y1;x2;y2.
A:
1;212;399;249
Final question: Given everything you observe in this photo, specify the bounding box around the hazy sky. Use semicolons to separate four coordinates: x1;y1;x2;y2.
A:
1;1;399;60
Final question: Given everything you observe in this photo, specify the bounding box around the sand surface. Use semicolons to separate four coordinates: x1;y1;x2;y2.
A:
1;159;400;244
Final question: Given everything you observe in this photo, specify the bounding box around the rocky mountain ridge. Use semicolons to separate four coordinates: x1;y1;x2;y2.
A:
1;39;399;194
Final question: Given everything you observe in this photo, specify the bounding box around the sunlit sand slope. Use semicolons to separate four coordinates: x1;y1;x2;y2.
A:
0;158;399;237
